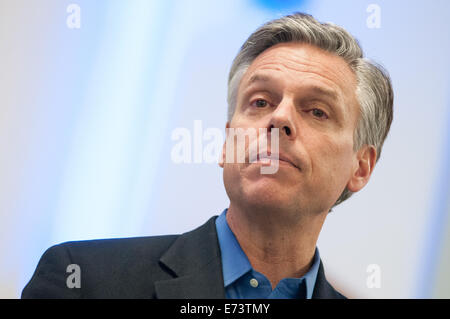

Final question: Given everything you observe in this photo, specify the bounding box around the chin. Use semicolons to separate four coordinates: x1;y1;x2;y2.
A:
223;165;302;212
240;180;295;210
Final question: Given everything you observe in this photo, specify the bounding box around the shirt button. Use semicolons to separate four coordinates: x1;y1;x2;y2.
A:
249;278;259;288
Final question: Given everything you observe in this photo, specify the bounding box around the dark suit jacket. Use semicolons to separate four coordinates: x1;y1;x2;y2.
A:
22;216;346;299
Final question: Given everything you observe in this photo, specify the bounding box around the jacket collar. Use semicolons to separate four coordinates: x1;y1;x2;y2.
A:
154;216;226;298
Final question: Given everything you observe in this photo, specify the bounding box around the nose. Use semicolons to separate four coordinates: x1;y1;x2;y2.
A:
267;98;297;140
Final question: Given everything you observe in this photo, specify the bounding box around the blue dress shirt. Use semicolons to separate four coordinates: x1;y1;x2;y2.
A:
215;208;320;299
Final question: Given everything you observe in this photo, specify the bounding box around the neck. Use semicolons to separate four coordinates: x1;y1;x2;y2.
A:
226;202;327;289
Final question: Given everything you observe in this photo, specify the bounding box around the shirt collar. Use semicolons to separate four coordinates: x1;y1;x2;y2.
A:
215;208;321;299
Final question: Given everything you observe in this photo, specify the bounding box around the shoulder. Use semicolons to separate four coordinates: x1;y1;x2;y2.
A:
21;234;180;298
58;234;180;261
46;234;181;273
22;216;220;299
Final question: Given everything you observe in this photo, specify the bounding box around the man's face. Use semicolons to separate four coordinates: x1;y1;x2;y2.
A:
221;42;364;216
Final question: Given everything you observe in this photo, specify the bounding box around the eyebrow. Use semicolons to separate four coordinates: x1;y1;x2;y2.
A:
246;73;271;86
307;85;339;102
246;73;339;102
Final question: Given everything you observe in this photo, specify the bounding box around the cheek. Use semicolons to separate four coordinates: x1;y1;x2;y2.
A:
308;133;355;185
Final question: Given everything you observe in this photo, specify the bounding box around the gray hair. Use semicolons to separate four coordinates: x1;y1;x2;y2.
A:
226;12;393;208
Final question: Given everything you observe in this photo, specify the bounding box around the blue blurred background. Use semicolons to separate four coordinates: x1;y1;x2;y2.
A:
1;0;449;298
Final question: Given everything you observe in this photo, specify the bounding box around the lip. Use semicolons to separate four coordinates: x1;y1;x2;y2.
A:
249;151;300;170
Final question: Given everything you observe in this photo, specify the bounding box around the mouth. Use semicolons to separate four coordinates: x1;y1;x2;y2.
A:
249;151;300;170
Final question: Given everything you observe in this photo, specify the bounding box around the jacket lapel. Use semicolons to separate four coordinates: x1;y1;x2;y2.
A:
312;261;346;299
154;216;226;299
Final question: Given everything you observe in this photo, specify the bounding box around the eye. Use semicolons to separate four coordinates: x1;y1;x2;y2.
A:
310;108;328;119
251;99;269;108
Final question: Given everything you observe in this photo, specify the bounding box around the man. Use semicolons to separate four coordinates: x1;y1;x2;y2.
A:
22;12;393;299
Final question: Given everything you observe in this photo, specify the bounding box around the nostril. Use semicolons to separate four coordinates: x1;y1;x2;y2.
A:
284;126;291;135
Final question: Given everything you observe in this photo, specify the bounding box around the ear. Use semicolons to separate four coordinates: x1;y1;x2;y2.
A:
219;122;230;168
346;145;377;193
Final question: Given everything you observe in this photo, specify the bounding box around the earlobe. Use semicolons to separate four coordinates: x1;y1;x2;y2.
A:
346;145;377;193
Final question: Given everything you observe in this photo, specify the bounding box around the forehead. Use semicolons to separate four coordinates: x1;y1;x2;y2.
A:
240;42;358;114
